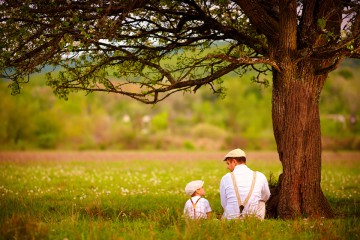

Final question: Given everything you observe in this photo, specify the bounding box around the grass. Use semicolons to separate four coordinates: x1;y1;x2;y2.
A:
0;154;359;239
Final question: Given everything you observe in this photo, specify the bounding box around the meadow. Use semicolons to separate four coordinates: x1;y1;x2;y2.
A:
0;151;359;240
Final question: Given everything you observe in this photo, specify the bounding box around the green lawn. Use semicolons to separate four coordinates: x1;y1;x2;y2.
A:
0;153;359;239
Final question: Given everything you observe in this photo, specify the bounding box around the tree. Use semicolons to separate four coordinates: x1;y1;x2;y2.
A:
1;0;360;219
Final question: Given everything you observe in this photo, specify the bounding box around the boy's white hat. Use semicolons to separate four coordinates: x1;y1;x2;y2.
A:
185;180;204;196
223;148;246;160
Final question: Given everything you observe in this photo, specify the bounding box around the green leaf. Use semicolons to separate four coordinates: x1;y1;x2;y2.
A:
317;18;326;29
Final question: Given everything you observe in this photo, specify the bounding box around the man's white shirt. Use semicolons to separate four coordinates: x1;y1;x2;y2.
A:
220;164;270;219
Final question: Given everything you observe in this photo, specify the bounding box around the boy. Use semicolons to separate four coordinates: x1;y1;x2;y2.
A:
183;180;212;219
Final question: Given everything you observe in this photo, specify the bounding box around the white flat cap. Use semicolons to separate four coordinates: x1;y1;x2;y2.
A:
185;180;204;196
223;148;246;160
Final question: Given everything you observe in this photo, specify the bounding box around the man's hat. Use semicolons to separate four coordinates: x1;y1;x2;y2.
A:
223;148;246;161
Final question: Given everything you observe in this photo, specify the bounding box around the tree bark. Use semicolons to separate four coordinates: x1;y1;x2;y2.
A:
268;61;334;219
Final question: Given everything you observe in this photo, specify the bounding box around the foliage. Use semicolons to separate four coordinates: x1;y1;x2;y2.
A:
1;1;359;102
150;111;169;132
192;123;228;139
0;156;359;239
1;61;359;150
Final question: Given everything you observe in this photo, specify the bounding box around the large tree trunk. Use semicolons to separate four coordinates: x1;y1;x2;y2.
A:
268;61;334;219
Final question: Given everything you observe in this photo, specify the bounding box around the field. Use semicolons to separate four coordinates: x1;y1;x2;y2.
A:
0;151;359;239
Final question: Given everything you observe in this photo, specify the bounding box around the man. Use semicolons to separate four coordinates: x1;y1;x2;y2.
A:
220;148;271;220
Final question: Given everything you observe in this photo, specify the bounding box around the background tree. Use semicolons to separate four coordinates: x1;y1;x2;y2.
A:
1;0;360;219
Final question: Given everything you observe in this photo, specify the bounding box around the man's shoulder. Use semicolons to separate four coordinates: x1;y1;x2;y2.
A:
254;171;268;181
220;172;232;185
221;172;231;180
255;170;266;177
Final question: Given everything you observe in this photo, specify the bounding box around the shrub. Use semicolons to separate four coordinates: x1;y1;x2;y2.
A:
191;123;227;140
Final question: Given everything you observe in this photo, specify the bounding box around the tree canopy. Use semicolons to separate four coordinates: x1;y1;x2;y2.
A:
2;0;358;102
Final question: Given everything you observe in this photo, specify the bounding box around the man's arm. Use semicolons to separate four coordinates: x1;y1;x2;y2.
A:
260;174;271;202
220;177;227;209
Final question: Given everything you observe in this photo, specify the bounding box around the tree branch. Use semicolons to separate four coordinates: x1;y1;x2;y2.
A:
233;0;279;41
207;54;281;72
315;55;345;75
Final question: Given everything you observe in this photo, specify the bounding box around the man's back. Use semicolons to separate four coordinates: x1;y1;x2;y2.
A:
220;164;270;219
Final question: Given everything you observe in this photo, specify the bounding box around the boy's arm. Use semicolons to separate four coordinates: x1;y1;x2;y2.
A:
205;199;212;219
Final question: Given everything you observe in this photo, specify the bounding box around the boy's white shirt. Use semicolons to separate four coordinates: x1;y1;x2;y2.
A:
183;196;212;219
